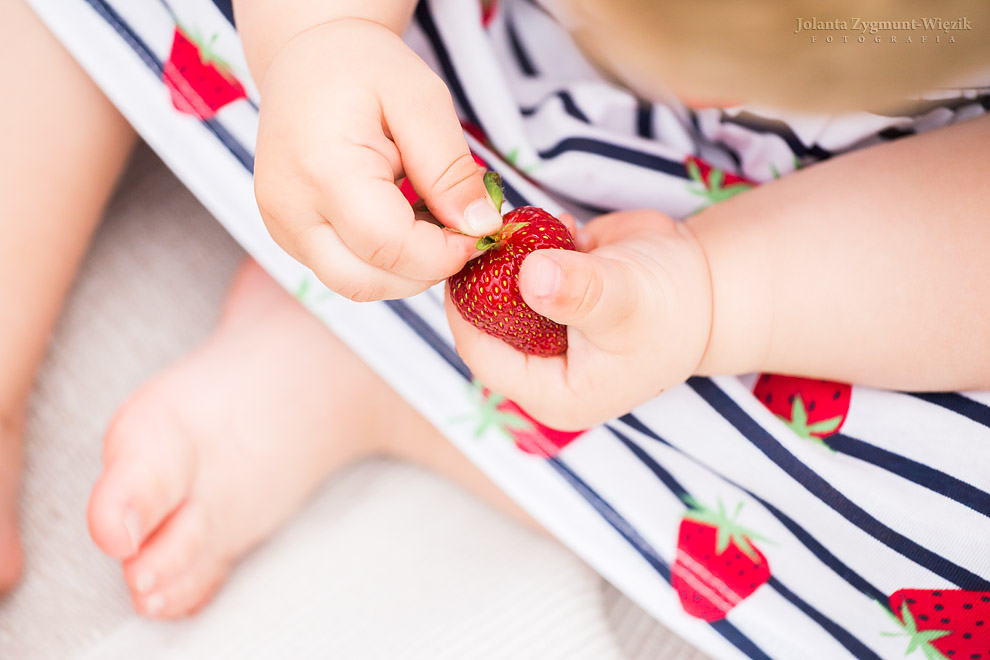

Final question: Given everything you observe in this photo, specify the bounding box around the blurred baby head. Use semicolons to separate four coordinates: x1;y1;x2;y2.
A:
563;0;990;111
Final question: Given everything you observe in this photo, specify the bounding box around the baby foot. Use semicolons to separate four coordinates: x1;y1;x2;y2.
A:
87;260;399;617
0;418;24;594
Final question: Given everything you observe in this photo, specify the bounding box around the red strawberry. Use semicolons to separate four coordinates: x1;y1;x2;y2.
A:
448;173;575;356
163;27;246;120
685;156;755;206
466;381;586;457
672;499;771;622
753;374;852;444
885;589;990;660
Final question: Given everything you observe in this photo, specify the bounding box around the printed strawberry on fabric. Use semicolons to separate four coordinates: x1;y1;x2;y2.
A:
460;381;586;458
163;24;247;120
884;589;990;660
753;375;852;446
672;498;771;622
684;156;756;210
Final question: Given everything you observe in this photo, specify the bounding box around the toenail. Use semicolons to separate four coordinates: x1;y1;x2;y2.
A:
123;509;141;554
145;594;165;616
135;571;155;595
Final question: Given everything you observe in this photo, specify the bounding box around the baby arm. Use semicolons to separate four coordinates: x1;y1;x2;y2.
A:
691;113;990;391
232;0;503;300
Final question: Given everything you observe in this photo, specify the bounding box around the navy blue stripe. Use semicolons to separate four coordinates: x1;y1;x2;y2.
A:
210;0;235;26
156;0;178;23
505;10;538;76
612;421;884;657
707;620;776;660
84;0;254;172
828;433;990;519
87;0;163;74
414;2;481;126
636;102;655;139
877;126;915;140
619;413;889;604
721;111;832;160
499;176;528;209
757;497;887;604
688;377;990;590
909;392;990;430
768;578;884;660
203;118;254;171
521;91;590;123
382;300;471;381
546;458;670;579
538;137;688;177
687;110;745;169
606;426;690;501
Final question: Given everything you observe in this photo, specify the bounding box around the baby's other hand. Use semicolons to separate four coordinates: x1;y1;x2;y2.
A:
446;210;713;430
253;19;502;301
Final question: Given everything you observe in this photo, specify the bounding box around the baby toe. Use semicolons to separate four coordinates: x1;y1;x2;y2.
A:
137;554;228;619
123;499;209;599
88;395;196;558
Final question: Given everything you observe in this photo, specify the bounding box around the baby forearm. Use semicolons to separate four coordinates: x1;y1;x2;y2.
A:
690;114;990;390
232;0;418;85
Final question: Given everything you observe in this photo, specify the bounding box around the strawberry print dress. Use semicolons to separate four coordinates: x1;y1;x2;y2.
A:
25;0;990;658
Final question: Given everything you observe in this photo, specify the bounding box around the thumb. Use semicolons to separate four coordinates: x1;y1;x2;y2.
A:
519;249;639;337
413;152;504;238
384;81;502;237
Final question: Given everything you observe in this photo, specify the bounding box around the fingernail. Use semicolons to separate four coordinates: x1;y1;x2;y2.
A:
530;255;562;299
135;571;155;595
123;508;141;554
464;198;503;236
145;594;165;616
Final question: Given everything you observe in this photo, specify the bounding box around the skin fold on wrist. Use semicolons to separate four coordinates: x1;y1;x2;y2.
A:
687;197;774;378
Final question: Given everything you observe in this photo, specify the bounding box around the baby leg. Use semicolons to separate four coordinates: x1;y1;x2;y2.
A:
0;0;135;592
88;259;536;618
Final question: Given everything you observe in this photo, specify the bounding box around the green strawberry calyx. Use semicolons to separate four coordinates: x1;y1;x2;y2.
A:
453;379;533;440
777;393;843;444
686;159;753;204
880;602;951;660
682;497;770;562
474;171;526;251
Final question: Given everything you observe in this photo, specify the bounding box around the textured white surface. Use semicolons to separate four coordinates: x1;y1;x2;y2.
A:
0;146;710;660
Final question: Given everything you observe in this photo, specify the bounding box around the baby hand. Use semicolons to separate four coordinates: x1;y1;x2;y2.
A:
253;19;502;301
446;210;713;430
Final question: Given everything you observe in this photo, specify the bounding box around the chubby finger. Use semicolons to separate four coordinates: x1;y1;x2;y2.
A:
383;73;503;238
578;209;677;251
558;212;578;239
291;217;440;301
517;249;641;340
314;158;481;281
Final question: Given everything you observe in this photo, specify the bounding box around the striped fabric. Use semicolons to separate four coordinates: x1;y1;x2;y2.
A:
25;0;990;658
